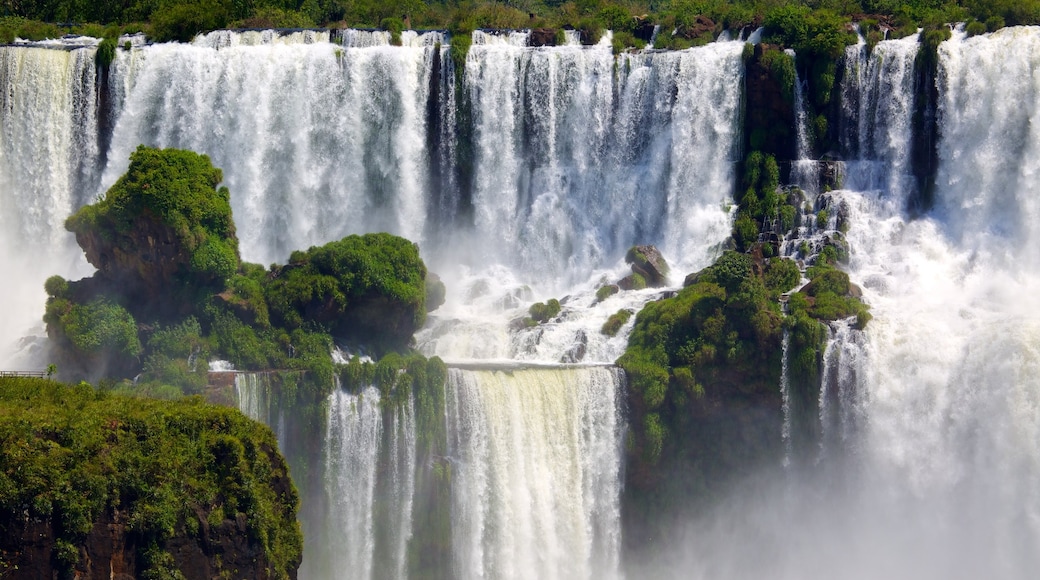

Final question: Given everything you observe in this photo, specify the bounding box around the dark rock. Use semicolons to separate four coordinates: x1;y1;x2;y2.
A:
618;274;645;291
529;28;557;47
426;272;446;313
0;482;297;580
634;17;656;42
744;44;797;161
560;331;587;363
625;245;670;287
676;15;716;40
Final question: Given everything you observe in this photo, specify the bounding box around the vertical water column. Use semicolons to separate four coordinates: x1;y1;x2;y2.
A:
446;366;623;580
464;37;744;288
0;44;101;364
306;387;384;580
840;34;920;206
817;319;868;461
102;31;440;266
789;49;821;197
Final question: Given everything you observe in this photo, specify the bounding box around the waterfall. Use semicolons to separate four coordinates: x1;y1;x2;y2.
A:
235;372;272;423
779;329;792;465
313;387;384;580
840;33;920;205
789;49;818;197
0;44;100;363
817;319;868;460
102;31;444;266
445;366;623;580
463;36;742;288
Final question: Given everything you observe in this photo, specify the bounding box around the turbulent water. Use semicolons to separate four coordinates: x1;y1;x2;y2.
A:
652;29;1040;579
5;24;1040;579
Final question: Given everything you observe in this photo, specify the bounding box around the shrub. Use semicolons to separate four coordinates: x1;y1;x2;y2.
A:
528;298;562;323
764;258;801;297
45;275;69;298
150;0;230;43
601;309;633;337
58;299;142;358
965;20;987;37
96;37;117;68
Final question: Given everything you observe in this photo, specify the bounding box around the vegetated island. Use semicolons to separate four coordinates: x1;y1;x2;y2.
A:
3;145;448;577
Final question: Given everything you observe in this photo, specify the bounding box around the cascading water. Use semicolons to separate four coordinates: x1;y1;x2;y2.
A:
653;28;1040;579
10;20;1040;579
0;42;100;365
446;367;623;580
101;30;445;265
840;32;920;204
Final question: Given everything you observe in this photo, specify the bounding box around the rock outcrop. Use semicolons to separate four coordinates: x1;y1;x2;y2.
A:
625;245;670;287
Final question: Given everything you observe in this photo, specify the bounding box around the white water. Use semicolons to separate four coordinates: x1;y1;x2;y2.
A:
101;31;442;265
9;23;1040;580
310;386;384;579
653;27;1040;579
446;367;623;580
841;33;921;204
0;44;98;365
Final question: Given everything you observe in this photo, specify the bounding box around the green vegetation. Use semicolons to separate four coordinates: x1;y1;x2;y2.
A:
618;250;786;466
595;284;619;303
735;151;786;251
525;298;561;325
6;1;1036;49
65;145;238;299
601;308;633;336
0;376;302;578
46;147;439;402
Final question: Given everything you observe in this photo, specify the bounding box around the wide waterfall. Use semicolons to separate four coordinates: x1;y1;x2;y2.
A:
647;29;1040;579
5;23;1040;579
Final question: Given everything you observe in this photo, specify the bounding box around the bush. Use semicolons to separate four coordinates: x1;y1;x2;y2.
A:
528;298;561;323
58;299;142;358
764;258;801;297
601;309;633;337
150;0;230;43
45;275;69;298
96;37;117;68
965;20;987;37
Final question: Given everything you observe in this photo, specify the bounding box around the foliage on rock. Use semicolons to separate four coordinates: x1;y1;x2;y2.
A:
0;376;302;579
47;148;439;400
66;146;238;305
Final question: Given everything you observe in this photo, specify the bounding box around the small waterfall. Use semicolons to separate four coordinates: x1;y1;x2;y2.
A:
817;319;867;460
385;399;418;580
840;33;920;205
311;387;384;580
779;329;792;466
445;366;623;580
788;49;822;198
0;44;99;362
235;372;272;423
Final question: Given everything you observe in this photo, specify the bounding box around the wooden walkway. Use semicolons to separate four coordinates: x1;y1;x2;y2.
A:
0;371;48;378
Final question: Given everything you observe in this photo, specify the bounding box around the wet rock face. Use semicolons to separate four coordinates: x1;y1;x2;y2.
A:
529;28;557;47
744;44;797;162
0;505;296;579
625;245;670;288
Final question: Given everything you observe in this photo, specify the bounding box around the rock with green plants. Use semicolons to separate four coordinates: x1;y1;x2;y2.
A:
0;376;302;579
46;146;442;403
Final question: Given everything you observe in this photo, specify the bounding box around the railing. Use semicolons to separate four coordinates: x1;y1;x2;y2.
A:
0;371;48;378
